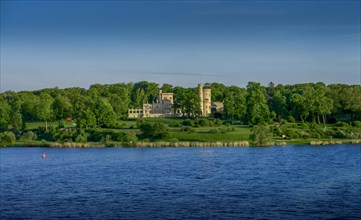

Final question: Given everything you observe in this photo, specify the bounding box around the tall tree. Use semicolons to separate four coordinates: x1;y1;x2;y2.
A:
223;86;247;120
246;82;270;124
270;90;288;122
36;93;54;131
0;95;11;131
94;98;117;128
4;91;23;133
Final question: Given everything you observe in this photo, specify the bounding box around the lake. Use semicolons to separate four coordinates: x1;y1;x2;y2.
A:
1;145;360;219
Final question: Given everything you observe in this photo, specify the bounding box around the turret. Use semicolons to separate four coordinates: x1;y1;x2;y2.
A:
198;84;204;115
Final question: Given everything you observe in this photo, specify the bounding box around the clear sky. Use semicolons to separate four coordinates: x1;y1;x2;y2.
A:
1;0;360;91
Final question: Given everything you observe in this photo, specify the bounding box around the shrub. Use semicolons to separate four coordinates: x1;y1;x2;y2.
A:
138;121;169;140
197;118;210;127
223;120;232;125
280;119;288;125
353;121;361;128
213;119;222;127
288;116;296;123
336;122;349;127
0;131;16;147
333;129;347;138
169;121;181;127
124;132;138;143
20;131;37;143
284;129;301;139
182;119;194;127
168;138;179;143
75;134;87;143
180;126;195;133
209;129;220;134
101;135;112;144
250;125;273;146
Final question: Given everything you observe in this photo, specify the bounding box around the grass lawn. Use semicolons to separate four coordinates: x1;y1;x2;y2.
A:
169;125;251;142
26;121;76;130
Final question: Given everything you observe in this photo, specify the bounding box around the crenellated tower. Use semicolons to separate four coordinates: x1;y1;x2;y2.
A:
198;84;211;117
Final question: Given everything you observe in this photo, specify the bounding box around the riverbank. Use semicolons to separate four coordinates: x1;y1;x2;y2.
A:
7;138;361;148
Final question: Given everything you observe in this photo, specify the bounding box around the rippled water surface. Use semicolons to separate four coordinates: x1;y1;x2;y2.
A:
1;145;361;219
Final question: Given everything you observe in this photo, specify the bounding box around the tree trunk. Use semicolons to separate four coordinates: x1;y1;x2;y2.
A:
317;114;321;124
45;121;48;131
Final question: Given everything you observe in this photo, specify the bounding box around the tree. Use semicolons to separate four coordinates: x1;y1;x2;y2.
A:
18;92;39;121
108;85;131;119
246;82;270;125
138;120;169;140
0;131;16;147
343;86;361;120
250;125;273;146
290;93;309;122
161;83;173;93
173;87;201;117
132;81;159;105
4;91;23;133
36;93;54;131
207;82;229;102
73;96;97;129
53;95;72;121
20;131;37;143
270;90;288;122
0;95;10;131
132;88;147;108
223;86;247;120
94;98;117;128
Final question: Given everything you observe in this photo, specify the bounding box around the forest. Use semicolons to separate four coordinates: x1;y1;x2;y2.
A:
0;81;361;147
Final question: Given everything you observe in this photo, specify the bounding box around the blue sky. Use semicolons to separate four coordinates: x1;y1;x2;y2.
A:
1;0;360;91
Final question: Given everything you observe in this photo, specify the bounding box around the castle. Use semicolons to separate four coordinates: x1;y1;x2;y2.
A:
128;84;221;118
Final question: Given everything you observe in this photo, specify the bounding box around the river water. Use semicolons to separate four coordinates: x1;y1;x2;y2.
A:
1;145;360;219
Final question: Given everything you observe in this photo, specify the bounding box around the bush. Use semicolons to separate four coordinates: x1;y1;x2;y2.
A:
20;131;37;143
223;120;232;125
0;131;16;147
182;119;194;127
209;129;220;134
284;129;301;139
213;119;222;127
332;129;347;138
138;121;169;140
197;118;210;127
288;116;296;123
250;125;273;146
336;122;349;127
169;121;181;127
168;138;179;143
280;119;288;125
353;121;361;128
101;135;112;144
75;134;88;143
180;126;195;133
124;132;138;143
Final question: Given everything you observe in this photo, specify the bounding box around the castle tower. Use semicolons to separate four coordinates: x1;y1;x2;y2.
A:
198;84;204;115
198;83;211;117
203;88;211;116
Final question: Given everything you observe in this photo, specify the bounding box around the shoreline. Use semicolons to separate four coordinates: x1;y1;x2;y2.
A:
4;139;361;148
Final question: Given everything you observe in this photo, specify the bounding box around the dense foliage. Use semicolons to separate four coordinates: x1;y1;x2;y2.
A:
0;81;360;146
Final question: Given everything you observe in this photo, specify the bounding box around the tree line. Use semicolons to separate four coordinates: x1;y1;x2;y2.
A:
0;81;360;133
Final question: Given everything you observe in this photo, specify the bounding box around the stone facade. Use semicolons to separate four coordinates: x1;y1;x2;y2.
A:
128;84;223;118
198;84;212;117
128;90;179;118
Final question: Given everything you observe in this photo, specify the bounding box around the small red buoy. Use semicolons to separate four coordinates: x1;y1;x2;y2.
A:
42;153;46;158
